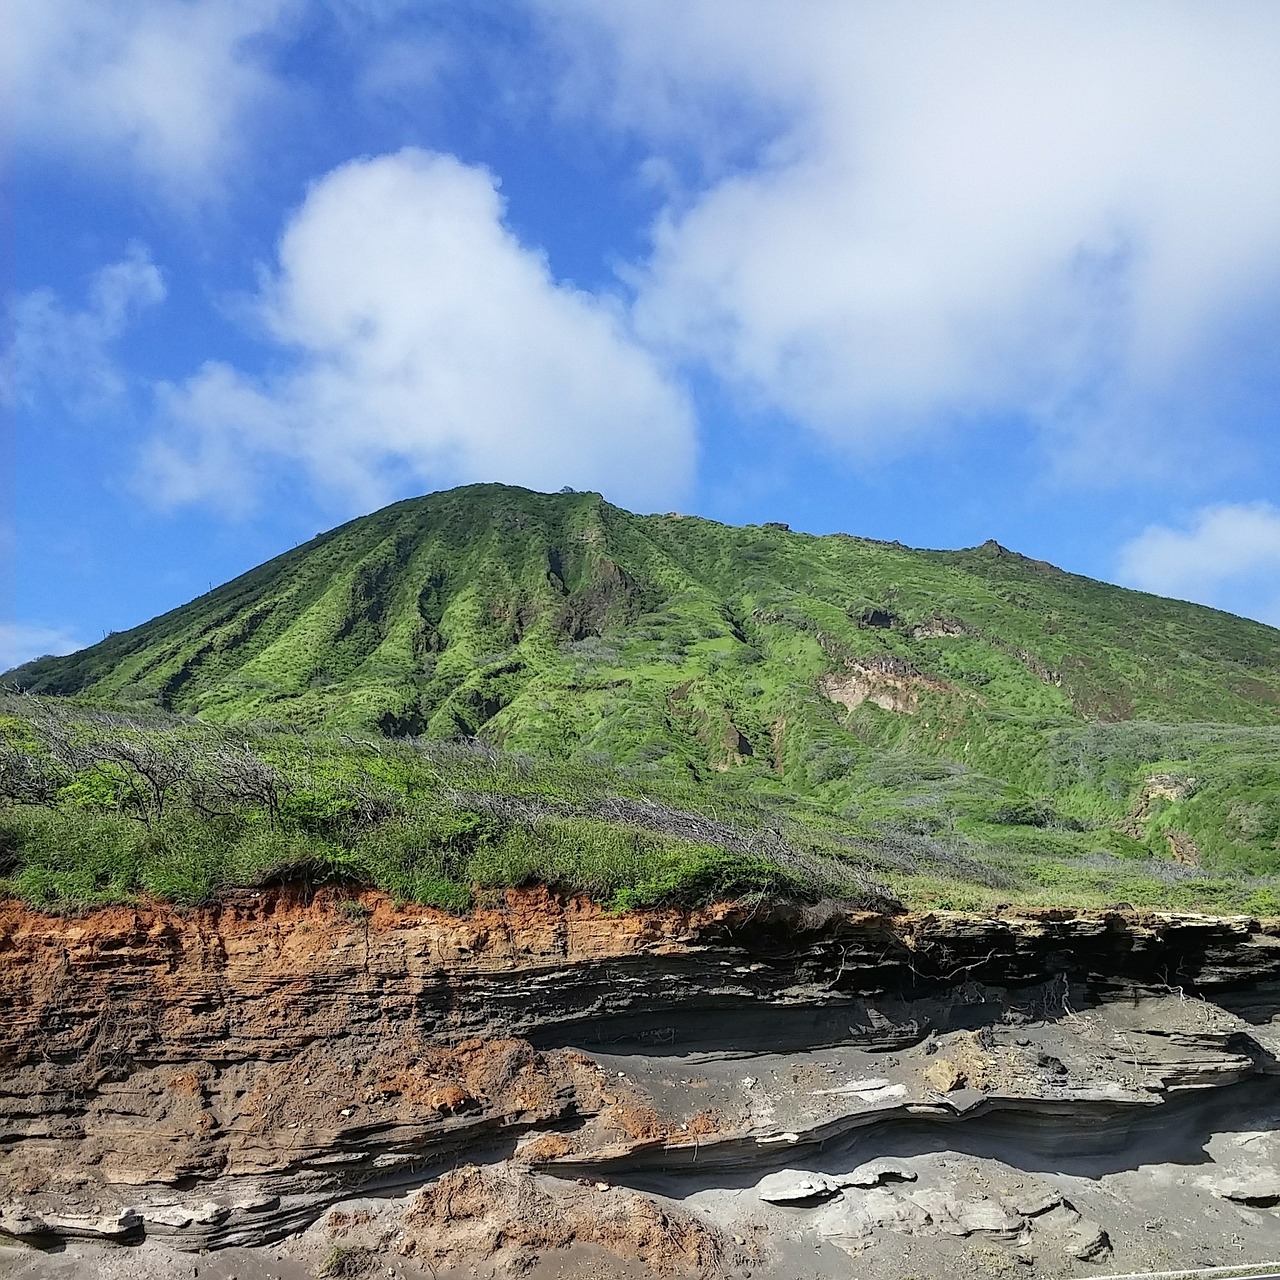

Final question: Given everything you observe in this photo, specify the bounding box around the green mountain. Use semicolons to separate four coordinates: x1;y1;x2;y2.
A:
15;482;1280;728
7;482;1280;908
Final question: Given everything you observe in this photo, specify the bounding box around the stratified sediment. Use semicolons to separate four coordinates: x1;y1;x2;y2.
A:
1;890;1279;1277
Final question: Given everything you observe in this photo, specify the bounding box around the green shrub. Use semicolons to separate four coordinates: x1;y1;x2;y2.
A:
2;809;146;906
279;785;359;834
0;693;1275;917
1095;829;1151;860
347;817;473;910
990;797;1081;830
318;1245;376;1278
58;764;129;812
1243;887;1280;918
610;845;796;911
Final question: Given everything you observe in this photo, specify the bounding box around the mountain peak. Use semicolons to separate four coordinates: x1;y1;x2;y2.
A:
8;485;1278;740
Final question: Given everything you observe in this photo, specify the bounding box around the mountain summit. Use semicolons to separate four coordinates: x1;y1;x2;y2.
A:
12;483;1279;746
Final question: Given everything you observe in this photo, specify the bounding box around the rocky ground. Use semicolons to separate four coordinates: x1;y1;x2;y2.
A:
2;890;1279;1278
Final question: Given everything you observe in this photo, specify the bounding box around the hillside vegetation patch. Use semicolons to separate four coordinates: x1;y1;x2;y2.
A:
1;694;1277;916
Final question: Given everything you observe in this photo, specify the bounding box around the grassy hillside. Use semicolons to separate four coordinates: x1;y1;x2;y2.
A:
5;483;1279;912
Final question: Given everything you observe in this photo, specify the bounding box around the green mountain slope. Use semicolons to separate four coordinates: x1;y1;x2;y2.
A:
8;483;1280;900
14;483;1280;728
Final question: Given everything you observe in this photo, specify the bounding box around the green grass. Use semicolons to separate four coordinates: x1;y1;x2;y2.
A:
0;703;846;912
3;483;1278;915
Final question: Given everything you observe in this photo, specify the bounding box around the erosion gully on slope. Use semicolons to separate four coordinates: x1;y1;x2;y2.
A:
1;888;1279;1279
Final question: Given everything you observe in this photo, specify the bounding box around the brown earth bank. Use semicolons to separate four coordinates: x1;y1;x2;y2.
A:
2;888;1280;1278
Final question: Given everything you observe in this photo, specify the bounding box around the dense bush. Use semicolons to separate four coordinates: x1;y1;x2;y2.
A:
989;798;1084;831
0;698;889;912
1;694;1275;916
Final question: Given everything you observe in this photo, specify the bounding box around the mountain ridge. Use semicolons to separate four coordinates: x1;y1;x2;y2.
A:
11;482;1280;735
6;482;1279;1277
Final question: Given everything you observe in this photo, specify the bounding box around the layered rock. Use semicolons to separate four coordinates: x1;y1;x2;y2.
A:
1;889;1278;1262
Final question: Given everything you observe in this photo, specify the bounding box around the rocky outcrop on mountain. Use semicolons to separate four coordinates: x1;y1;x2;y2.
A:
1121;772;1200;836
819;657;949;715
1;891;1279;1276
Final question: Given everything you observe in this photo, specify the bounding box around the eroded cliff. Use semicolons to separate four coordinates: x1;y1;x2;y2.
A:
2;890;1279;1278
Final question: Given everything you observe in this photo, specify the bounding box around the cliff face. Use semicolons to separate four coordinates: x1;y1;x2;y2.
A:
4;890;1278;1086
1;891;1279;1273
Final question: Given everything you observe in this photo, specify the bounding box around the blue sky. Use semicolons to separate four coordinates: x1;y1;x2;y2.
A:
7;0;1280;668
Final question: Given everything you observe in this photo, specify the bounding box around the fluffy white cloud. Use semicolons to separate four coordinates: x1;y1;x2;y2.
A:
9;246;166;412
146;149;695;512
1118;502;1280;626
0;624;84;672
6;0;294;195
541;1;1280;469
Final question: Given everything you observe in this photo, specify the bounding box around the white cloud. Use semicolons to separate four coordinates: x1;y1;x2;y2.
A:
1118;502;1280;626
0;625;84;672
6;0;295;196
540;1;1280;471
145;149;695;513
9;246;167;412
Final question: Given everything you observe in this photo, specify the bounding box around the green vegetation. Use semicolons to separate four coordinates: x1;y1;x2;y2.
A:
0;699;887;912
4;483;1279;915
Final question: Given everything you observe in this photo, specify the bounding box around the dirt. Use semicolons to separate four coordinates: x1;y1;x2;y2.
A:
400;1165;737;1277
1120;773;1199;838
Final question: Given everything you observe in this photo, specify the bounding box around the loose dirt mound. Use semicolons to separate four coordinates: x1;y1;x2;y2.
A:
401;1165;732;1277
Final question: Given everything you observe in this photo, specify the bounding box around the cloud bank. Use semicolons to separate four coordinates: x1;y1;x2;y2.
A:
147;150;694;513
1119;502;1280;626
542;1;1280;472
25;3;1280;545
